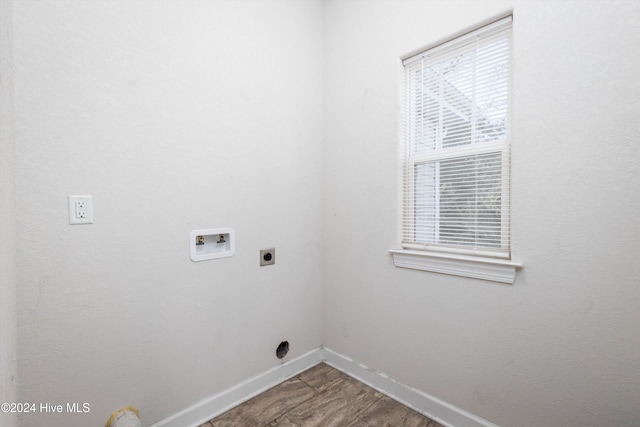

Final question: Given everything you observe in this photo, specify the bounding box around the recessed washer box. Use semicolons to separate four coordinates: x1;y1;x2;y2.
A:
190;228;235;262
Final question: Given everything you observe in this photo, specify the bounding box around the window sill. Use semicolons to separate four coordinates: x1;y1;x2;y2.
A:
389;249;522;284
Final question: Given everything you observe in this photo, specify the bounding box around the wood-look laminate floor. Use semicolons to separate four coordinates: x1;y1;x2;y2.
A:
199;363;444;427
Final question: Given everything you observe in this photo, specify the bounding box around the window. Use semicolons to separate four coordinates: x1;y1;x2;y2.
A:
391;15;520;283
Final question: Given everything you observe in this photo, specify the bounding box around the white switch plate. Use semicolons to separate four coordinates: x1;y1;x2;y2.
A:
69;195;93;224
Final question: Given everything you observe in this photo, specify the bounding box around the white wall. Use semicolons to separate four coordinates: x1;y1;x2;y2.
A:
0;0;18;426
11;1;640;426
323;1;640;427
13;1;323;426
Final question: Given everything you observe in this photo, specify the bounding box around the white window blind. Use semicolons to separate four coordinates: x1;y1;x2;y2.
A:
402;16;512;258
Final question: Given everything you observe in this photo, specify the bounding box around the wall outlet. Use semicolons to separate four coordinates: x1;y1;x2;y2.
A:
260;248;275;266
76;200;87;218
69;195;93;224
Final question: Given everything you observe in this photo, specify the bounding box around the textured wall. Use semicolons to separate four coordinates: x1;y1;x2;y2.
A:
0;0;17;426
13;1;323;426
12;1;640;426
323;1;640;426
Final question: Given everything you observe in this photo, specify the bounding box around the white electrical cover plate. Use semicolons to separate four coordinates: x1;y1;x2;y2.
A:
68;195;93;224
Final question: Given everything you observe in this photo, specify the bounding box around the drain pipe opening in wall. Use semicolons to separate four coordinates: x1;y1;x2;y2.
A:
276;341;289;359
106;406;141;427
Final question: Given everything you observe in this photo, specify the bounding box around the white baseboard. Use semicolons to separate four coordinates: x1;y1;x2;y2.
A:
322;347;498;427
150;347;323;427
151;346;498;427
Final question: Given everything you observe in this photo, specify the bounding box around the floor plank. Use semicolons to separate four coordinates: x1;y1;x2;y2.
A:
296;363;346;391
203;363;439;427
271;375;382;427
350;395;444;427
209;378;317;426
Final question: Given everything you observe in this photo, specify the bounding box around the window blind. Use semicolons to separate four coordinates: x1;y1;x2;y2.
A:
402;16;512;258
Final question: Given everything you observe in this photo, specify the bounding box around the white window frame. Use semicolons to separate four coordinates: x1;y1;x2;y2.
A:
390;12;522;283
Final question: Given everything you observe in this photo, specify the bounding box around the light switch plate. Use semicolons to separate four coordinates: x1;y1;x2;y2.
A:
69;195;93;224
